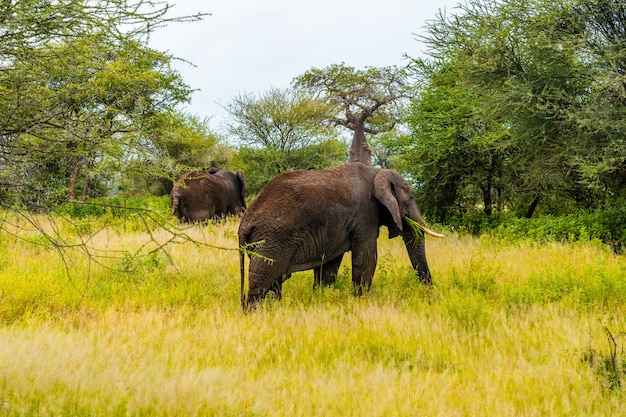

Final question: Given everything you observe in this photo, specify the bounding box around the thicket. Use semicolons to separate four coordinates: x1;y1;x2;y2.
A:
400;0;626;226
47;193;626;256
494;206;626;254
53;196;171;220
434;200;624;254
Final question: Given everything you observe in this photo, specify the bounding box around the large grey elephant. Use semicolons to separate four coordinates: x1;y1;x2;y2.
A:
171;167;247;223
238;162;443;308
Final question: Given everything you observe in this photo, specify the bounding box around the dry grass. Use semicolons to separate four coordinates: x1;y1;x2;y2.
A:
1;218;625;416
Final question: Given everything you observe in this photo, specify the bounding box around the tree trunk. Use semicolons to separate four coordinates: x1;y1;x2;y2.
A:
483;186;493;216
525;195;541;218
482;173;493;216
81;176;91;200
67;160;81;201
348;117;372;166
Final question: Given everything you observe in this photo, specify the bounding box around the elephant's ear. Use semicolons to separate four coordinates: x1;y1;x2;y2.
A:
373;170;403;231
237;170;247;203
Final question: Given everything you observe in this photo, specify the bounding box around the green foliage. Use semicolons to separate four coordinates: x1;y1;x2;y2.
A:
122;111;232;197
401;59;513;221
493;207;626;253
226;86;347;193
227;89;346;195
294;63;411;165
403;0;626;222
234;139;347;195
53;196;171;220
294;64;411;128
225;87;337;152
151;112;231;169
0;1;206;211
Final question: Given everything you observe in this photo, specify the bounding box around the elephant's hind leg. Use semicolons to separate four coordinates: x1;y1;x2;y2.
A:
351;243;378;296
313;255;343;289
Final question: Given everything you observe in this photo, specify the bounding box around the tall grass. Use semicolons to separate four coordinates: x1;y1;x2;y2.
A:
1;215;625;416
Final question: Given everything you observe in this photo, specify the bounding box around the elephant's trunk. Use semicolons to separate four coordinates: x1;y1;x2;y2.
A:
401;219;433;285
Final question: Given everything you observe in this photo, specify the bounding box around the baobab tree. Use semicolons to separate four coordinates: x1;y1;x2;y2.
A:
293;63;411;166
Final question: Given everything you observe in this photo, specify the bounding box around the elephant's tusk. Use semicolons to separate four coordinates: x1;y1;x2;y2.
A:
404;216;445;238
420;225;445;238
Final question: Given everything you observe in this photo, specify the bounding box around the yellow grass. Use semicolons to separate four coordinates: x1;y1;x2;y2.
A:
1;217;625;416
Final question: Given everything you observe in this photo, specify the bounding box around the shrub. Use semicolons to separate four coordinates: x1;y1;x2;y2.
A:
54;196;171;219
493;209;625;253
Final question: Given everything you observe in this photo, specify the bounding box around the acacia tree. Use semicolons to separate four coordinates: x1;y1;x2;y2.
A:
568;0;626;197
225;87;346;193
105;110;229;197
0;0;206;208
53;36;193;201
293;64;411;166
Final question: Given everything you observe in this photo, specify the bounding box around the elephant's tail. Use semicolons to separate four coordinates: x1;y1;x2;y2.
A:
239;247;247;311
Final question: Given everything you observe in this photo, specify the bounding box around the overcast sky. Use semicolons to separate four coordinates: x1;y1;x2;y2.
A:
149;0;462;129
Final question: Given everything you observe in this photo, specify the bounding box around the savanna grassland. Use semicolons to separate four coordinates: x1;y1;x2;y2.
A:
1;213;626;416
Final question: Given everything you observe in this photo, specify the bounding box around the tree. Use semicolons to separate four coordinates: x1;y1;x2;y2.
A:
0;0;206;209
225;87;346;193
404;0;626;223
567;0;626;199
402;60;512;222
293;63;411;166
0;1;222;276
134;111;232;196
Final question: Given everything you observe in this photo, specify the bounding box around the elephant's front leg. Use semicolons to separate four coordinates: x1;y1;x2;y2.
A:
313;255;343;289
351;242;378;296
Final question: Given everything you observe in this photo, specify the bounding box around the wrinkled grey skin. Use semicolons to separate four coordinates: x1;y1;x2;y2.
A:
171;168;247;223
238;163;441;309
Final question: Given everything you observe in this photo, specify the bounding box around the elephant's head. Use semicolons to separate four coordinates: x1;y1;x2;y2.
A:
373;169;442;284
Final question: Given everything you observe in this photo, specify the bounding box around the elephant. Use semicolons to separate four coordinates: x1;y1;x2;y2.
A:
171;167;247;223
238;162;443;309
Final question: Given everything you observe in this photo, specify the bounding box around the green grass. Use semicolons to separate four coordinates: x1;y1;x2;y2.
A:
1;214;626;416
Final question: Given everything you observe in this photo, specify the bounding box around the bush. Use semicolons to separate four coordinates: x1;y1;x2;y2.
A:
493;209;625;253
435;201;625;253
54;196;171;219
444;210;509;235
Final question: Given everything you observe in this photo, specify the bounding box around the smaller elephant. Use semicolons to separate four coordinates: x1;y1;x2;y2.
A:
171;167;247;223
238;162;443;309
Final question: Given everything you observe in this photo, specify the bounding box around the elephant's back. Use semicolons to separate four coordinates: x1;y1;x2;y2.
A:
250;165;368;207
